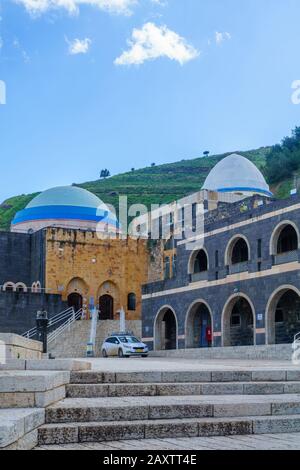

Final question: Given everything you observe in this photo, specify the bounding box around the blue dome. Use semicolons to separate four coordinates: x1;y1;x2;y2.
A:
26;186;104;209
11;186;119;233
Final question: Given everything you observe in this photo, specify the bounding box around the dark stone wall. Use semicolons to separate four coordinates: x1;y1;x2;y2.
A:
0;291;67;336
142;194;300;349
0;230;45;287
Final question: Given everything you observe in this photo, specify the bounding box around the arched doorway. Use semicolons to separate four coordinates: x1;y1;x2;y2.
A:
222;295;255;347
154;306;178;351
99;294;114;320
266;286;300;344
68;292;83;312
185;301;212;348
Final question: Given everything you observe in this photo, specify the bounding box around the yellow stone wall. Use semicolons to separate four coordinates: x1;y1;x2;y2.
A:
45;228;149;321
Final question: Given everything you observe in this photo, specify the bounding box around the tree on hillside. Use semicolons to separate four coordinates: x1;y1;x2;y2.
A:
265;127;300;183
203;151;210;157
100;169;111;179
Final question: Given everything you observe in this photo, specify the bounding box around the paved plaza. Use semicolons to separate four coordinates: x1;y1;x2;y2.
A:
86;356;299;372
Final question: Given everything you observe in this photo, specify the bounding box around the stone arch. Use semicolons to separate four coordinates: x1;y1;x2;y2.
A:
66;277;89;296
66;277;88;313
32;281;41;293
154;305;178;351
225;234;250;266
222;293;256;347
3;282;16;292
185;300;213;348
269;220;300;256
15;282;28;293
188;247;209;274
266;285;300;344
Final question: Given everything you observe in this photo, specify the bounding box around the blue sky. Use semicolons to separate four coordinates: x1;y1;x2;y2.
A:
0;0;300;202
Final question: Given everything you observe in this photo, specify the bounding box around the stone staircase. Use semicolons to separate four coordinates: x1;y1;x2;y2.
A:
48;320;141;358
38;368;300;446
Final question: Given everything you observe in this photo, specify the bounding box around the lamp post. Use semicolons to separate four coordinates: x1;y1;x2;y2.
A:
36;310;48;354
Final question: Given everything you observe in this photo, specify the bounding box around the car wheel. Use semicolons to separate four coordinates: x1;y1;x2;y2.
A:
142;355;148;358
102;349;108;358
118;348;124;358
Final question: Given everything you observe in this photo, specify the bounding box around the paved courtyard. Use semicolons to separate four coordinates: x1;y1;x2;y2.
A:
86;357;299;372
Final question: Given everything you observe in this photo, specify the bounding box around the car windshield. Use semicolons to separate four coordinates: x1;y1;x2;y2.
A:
118;336;140;344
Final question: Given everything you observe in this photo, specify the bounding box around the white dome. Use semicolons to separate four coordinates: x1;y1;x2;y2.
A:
202;153;272;197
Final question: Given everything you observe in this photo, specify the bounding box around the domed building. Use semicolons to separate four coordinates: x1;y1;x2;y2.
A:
11;186;119;233
202;153;272;197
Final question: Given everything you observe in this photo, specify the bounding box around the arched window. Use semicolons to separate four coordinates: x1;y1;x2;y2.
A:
226;237;249;265
231;238;249;264
127;293;136;311
270;221;299;257
16;283;27;293
277;225;298;254
3;282;15;292
193;250;208;273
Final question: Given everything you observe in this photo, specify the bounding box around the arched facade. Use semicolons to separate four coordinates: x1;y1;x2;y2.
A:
185;300;213;348
266;285;300;344
154;306;178;351
222;294;256;347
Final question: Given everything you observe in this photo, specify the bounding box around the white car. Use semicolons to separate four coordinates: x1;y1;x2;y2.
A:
101;334;149;358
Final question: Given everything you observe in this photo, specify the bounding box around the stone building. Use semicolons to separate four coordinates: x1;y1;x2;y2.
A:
141;154;300;351
0;185;148;335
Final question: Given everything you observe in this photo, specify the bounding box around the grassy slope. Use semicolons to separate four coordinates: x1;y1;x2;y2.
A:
0;145;288;231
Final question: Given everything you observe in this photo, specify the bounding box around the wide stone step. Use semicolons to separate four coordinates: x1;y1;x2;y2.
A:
45;394;300;423
0;408;45;450
38;414;300;445
70;369;300;384
0;371;70;408
66;381;300;398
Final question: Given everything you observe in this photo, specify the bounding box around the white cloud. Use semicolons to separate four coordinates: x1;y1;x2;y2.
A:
215;31;231;45
151;0;167;6
13;37;31;63
115;22;199;66
14;0;137;16
67;37;91;54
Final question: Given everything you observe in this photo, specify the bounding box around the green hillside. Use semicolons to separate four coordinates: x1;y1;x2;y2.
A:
1;126;300;231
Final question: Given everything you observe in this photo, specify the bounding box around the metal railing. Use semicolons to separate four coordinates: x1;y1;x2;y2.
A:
22;307;78;340
48;308;83;344
293;332;300;349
